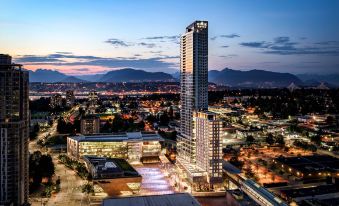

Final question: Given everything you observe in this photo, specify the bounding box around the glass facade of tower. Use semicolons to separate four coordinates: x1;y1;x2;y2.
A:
178;21;208;163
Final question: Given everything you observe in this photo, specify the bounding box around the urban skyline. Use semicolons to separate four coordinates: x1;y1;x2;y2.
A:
1;0;339;75
1;1;339;206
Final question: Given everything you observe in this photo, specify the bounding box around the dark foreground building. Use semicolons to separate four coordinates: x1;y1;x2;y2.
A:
0;54;29;205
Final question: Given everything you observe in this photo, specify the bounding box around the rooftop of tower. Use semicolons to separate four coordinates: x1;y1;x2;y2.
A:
186;20;208;32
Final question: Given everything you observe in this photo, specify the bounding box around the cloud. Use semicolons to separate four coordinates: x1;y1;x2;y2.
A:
14;53;178;70
143;35;180;40
15;55;65;63
73;68;91;72
274;36;290;44
219;54;237;58
55;51;73;54
221;45;229;48
210;36;217;41
104;38;130;47
220;33;240;38
143;35;180;44
240;37;339;56
239;41;269;48
211;34;240;41
314;41;339;46
137;42;157;48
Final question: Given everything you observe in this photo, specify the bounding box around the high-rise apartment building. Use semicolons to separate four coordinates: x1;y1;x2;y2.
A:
178;21;208;163
65;90;75;107
49;93;63;108
193;111;223;188
0;54;29;205
80;115;100;134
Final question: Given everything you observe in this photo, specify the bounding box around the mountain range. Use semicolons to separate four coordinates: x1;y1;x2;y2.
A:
28;68;339;88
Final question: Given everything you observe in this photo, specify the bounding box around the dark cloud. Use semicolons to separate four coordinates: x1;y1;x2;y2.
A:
240;37;339;56
220;33;240;38
211;34;240;41
73;68;90;71
260;61;280;64
104;38;130;47
15;53;178;69
239;41;269;48
274;36;290;44
15;55;65;63
314;41;339;46
221;45;229;48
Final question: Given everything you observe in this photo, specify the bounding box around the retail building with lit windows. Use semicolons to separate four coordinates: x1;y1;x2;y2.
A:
67;132;163;163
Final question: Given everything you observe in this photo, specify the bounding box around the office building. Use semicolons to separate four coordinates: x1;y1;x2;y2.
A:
67;132;163;163
177;21;208;163
80;115;100;134
0;54;29;205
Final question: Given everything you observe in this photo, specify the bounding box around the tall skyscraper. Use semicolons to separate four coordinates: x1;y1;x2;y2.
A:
0;54;29;205
178;21;208;163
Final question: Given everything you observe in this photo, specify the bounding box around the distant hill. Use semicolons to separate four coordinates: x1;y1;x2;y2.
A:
74;74;104;82
59;76;88;83
208;68;303;88
27;67;338;88
171;71;180;79
297;74;339;86
29;69;67;82
99;68;176;82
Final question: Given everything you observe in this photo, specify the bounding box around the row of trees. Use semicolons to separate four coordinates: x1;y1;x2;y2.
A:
29;151;55;191
293;140;317;152
58;154;91;180
101;114;145;133
56;117;80;134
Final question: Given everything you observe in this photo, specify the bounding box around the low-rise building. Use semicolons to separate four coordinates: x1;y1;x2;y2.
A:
67;132;163;163
83;156;141;196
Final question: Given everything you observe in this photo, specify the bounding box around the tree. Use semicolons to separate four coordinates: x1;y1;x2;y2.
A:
246;135;255;144
265;133;275;145
29;151;55;189
310;135;322;145
39;154;55;179
29;123;40;140
275;135;285;146
159;112;170;126
229;156;244;170
244;165;255;179
82;182;95;204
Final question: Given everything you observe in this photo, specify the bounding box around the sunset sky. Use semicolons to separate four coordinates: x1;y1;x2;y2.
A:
1;0;338;75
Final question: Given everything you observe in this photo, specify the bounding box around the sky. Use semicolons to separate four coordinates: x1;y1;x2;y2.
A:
1;0;339;75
